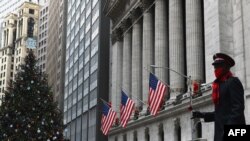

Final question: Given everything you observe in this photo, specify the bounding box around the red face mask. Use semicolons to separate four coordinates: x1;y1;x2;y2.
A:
214;67;224;78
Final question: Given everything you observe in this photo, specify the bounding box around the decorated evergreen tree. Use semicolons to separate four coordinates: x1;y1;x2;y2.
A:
0;50;65;140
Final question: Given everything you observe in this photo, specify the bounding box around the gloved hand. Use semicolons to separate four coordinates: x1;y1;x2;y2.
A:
192;111;204;119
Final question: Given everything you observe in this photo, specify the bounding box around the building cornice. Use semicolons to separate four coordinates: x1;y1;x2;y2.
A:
109;89;213;135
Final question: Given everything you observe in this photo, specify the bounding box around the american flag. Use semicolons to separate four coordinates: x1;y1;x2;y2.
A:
120;91;135;128
101;103;117;135
148;73;167;116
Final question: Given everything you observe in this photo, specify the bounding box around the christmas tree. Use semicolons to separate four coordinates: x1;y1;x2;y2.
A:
0;50;65;140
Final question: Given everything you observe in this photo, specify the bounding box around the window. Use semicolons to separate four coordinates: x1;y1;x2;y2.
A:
84;47;90;64
92;2;99;24
73;76;78;91
88;108;96;140
91;36;98;57
90;71;97;91
83;95;88;112
74;62;78;77
90;54;98;73
89;89;97;107
78;69;83;85
82;114;88;140
29;9;34;14
77;85;83;101
77;100;82;117
91;19;99;40
83;79;89;96
76;117;81;140
27;18;35;37
84;62;89;80
73;91;77;105
79;54;84;71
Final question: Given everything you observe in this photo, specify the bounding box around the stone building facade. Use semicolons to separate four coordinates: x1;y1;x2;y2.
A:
0;13;17;104
14;2;40;76
104;0;250;141
37;1;49;73
0;2;40;105
46;0;67;110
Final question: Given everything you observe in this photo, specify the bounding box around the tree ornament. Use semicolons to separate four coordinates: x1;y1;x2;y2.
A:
0;51;64;140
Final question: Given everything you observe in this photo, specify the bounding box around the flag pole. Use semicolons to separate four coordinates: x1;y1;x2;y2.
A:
150;65;195;140
100;98;109;106
130;94;147;106
143;67;171;88
150;65;190;79
119;85;147;106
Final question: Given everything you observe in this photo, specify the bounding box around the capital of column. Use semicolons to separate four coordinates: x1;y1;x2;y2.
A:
112;28;123;43
130;8;142;23
174;117;180;127
141;0;153;12
121;19;132;32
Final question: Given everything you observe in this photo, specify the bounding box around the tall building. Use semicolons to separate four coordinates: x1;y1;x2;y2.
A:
37;1;49;73
14;2;40;76
63;0;110;140
47;0;67;111
0;0;39;48
0;2;40;104
104;0;250;141
0;13;17;104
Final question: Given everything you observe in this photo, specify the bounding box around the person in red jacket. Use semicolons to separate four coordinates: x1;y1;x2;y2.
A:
192;53;245;141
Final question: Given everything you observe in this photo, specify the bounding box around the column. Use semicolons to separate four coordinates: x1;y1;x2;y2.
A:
232;0;246;88
150;124;160;141
186;0;204;83
111;29;123;113
169;0;185;97
127;131;134;141
242;0;250;89
23;17;28;36
142;1;154;114
131;9;143;109
122;20;132;94
1;30;5;47
8;28;13;45
155;0;168;83
137;127;146;141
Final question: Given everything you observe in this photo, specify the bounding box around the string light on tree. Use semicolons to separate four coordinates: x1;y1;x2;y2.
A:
0;51;67;140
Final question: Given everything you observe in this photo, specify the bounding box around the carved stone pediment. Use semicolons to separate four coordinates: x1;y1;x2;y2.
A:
104;0;122;18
